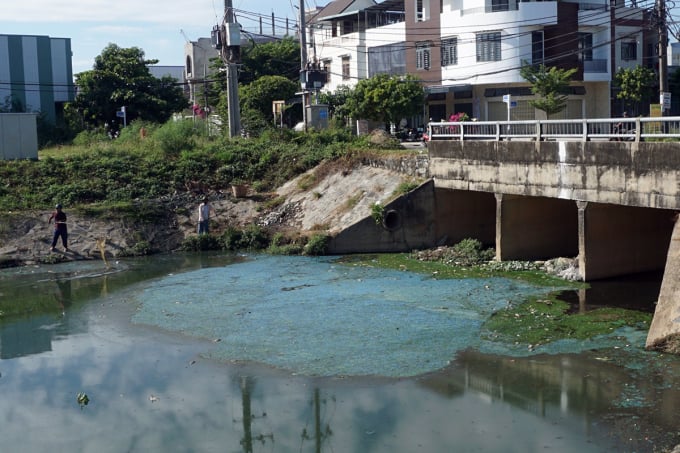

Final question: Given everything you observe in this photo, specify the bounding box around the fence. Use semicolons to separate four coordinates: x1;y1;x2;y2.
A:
427;117;680;142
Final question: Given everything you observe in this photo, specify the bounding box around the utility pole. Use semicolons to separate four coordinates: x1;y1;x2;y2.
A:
658;0;669;114
221;0;241;137
299;0;308;131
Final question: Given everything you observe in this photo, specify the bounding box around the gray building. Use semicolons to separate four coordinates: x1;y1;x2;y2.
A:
0;34;75;124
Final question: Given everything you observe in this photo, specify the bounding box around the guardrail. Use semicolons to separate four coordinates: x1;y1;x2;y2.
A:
426;117;680;142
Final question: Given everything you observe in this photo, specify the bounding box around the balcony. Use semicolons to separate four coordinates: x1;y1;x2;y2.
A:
584;59;607;73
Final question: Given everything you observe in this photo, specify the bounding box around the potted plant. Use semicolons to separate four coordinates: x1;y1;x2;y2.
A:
231;179;248;198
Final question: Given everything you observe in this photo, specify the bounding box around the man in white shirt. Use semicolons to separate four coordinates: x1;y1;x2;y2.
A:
197;198;215;234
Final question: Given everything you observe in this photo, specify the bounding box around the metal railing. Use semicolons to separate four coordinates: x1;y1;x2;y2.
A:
426;117;680;142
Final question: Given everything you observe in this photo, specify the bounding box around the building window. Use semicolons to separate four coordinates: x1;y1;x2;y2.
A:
579;32;593;61
442;37;458;66
531;31;544;65
476;32;501;62
416;42;431;70
342;56;350;80
621;41;637;60
491;0;509;12
342;20;354;35
415;0;430;21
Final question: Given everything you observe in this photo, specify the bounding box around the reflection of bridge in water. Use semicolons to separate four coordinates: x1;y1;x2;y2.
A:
420;349;680;439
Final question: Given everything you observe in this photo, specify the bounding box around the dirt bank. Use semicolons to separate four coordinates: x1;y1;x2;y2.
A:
0;164;416;267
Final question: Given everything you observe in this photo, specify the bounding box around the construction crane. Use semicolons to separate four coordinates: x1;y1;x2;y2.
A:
180;29;191;43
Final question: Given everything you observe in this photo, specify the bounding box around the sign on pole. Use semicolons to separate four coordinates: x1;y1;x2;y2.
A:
503;94;511;122
661;92;671;112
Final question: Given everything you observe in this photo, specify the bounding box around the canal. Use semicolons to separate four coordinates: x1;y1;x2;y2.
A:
0;253;678;452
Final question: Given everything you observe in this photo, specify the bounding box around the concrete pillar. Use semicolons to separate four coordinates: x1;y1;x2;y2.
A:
495;194;578;261
434;188;495;246
578;202;675;281
646;215;680;351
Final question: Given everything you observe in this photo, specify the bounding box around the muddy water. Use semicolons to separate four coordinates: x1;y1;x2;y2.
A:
0;254;678;453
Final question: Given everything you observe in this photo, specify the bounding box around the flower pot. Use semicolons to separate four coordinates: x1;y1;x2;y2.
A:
231;184;248;198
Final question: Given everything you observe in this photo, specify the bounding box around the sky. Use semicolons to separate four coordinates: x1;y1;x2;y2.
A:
0;0;319;74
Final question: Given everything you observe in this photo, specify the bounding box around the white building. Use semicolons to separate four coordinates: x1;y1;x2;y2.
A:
309;0;651;121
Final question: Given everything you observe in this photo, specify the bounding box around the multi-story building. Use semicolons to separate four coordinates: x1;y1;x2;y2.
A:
309;0;651;123
0;34;75;124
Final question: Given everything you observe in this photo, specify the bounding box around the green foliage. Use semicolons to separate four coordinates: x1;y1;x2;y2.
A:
70;44;188;129
614;65;656;111
482;298;651;346
267;232;304;255
519;63;577;116
239;224;269;250
219;224;269;251
319;85;354;126
371;203;385;224
345;74;425;126
0;121;377;211
239;37;301;85
239;76;298;124
119;240;153;257
303;234;330;256
181;234;222;251
152;119;199;157
395;181;419;195
450;238;496;266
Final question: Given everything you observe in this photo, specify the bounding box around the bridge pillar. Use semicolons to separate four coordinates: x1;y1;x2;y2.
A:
495;194;578;261
646;216;680;352
577;202;675;280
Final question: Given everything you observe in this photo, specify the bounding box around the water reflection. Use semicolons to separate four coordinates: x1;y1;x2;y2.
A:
0;254;678;452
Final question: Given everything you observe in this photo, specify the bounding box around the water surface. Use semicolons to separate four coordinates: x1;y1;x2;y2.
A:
0;253;677;452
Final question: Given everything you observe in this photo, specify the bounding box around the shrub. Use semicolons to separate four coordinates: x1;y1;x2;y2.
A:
304;233;330;256
371;202;385;225
220;226;243;250
181;234;222;251
119;240;153;257
451;238;495;266
153;119;198;157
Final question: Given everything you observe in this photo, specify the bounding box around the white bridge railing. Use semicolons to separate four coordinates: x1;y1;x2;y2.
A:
426;116;680;142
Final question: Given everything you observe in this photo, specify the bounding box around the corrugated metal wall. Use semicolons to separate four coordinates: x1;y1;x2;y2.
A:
0;113;38;160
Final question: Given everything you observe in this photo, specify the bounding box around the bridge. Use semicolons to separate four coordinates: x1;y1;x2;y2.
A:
329;116;680;353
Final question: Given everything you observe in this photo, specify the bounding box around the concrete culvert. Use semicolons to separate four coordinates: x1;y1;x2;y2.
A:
382;210;401;231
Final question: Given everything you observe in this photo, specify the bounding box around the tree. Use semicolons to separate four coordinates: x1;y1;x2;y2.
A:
614;66;656;114
345;74;425;127
70;44;188;129
237;75;298;135
318;85;354;128
520;63;577;116
238;36;301;85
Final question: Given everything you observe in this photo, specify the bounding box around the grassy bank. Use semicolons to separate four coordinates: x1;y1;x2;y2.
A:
0;120;402;212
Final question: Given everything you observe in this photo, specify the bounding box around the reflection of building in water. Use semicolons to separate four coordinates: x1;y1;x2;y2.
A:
0;316;54;359
0;279;84;359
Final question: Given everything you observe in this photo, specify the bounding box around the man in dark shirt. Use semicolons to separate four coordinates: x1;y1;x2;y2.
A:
48;204;68;252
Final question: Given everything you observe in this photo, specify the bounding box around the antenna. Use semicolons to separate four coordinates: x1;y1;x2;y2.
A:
180;29;191;43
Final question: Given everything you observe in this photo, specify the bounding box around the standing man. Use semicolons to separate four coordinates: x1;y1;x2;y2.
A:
197;197;215;234
48;204;68;252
